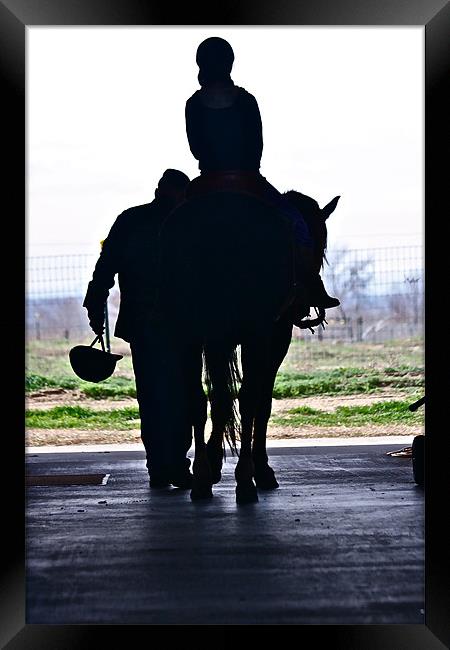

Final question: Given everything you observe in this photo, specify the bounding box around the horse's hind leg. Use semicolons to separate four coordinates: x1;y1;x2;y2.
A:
253;383;279;490
189;350;213;501
235;409;258;504
253;318;293;489
206;394;228;484
235;336;271;504
206;433;225;485
191;389;213;500
204;344;236;484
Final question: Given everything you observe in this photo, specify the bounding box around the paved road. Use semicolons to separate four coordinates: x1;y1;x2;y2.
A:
26;444;424;624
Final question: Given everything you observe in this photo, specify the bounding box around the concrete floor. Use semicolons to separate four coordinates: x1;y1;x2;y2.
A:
26;443;424;625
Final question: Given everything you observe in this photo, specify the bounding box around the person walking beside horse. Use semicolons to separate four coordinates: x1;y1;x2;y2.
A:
83;169;195;489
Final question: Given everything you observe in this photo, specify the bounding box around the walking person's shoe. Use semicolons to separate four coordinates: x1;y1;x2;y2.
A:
148;473;193;489
149;475;171;489
170;469;194;490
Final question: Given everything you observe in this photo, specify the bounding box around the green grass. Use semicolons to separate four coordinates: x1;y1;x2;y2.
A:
26;338;135;379
26;399;424;430
26;405;141;430
272;366;423;398
272;400;424;428
25;364;424;400
27;337;424;379
80;376;137;399
26;338;424;404
25;373;79;391
25;373;137;398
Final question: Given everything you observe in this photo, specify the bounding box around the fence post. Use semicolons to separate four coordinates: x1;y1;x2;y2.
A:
347;317;353;342
35;313;40;341
356;316;363;342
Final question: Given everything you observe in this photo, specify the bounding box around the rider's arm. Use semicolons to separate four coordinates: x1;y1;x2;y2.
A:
185;95;202;163
241;90;263;166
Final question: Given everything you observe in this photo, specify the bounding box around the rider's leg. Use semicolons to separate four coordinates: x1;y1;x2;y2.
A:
296;244;340;310
258;176;339;309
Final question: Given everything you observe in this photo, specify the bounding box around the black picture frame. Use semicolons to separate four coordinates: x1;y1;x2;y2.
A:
3;0;448;646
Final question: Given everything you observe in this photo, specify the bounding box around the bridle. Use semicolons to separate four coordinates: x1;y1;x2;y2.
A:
275;203;329;333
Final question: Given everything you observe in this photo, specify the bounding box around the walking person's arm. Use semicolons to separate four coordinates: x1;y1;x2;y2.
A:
83;213;126;335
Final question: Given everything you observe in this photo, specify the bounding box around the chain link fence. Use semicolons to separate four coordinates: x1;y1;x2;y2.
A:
26;246;424;353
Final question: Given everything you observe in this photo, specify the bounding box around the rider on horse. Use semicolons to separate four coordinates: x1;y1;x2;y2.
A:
184;37;339;312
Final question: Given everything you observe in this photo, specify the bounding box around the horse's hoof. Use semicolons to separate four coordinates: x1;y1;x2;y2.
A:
190;484;213;501
255;476;279;490
254;464;279;490
211;467;222;485
236;482;258;505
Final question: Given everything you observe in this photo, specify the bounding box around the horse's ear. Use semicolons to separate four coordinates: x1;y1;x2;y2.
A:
322;196;340;220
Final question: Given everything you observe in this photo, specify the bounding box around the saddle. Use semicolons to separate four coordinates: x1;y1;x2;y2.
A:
181;173;333;331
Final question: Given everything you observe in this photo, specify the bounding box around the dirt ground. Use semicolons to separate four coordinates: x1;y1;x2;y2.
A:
26;386;411;412
25;388;422;447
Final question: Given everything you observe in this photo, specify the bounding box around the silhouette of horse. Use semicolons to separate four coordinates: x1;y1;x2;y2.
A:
200;191;339;495
157;190;339;503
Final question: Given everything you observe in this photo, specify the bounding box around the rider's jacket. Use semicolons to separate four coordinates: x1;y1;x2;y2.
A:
185;84;263;173
185;82;312;249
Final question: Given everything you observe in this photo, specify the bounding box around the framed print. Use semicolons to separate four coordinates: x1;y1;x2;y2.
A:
2;0;448;646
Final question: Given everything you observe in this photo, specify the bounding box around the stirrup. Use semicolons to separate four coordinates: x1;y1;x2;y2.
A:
293;306;327;332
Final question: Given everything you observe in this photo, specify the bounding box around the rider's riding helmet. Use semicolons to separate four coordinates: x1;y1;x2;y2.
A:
196;37;234;84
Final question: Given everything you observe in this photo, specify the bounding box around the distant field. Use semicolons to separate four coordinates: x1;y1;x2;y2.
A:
281;336;424;371
27;338;136;380
25;337;424;445
26;336;424;377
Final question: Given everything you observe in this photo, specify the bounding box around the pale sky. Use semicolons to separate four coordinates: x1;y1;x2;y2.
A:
27;27;424;258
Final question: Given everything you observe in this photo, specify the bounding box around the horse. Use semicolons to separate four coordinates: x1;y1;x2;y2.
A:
199;191;340;494
157;189;339;503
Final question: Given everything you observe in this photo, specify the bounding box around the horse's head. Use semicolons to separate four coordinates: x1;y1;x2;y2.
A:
284;191;340;269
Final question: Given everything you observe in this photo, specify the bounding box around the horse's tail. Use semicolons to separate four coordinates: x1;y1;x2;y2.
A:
226;347;242;455
203;344;242;456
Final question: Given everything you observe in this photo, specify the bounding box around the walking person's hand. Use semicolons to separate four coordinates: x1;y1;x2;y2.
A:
87;306;105;336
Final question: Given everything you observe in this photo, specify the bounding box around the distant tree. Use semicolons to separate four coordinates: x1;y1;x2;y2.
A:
388;276;423;328
387;292;409;321
324;247;374;321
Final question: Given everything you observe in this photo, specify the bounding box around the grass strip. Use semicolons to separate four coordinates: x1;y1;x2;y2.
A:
26;399;424;431
272;400;424;427
26;366;424;400
273;367;424;398
25;405;141;430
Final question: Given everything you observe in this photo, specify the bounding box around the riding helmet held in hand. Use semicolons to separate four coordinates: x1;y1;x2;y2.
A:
69;336;123;382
